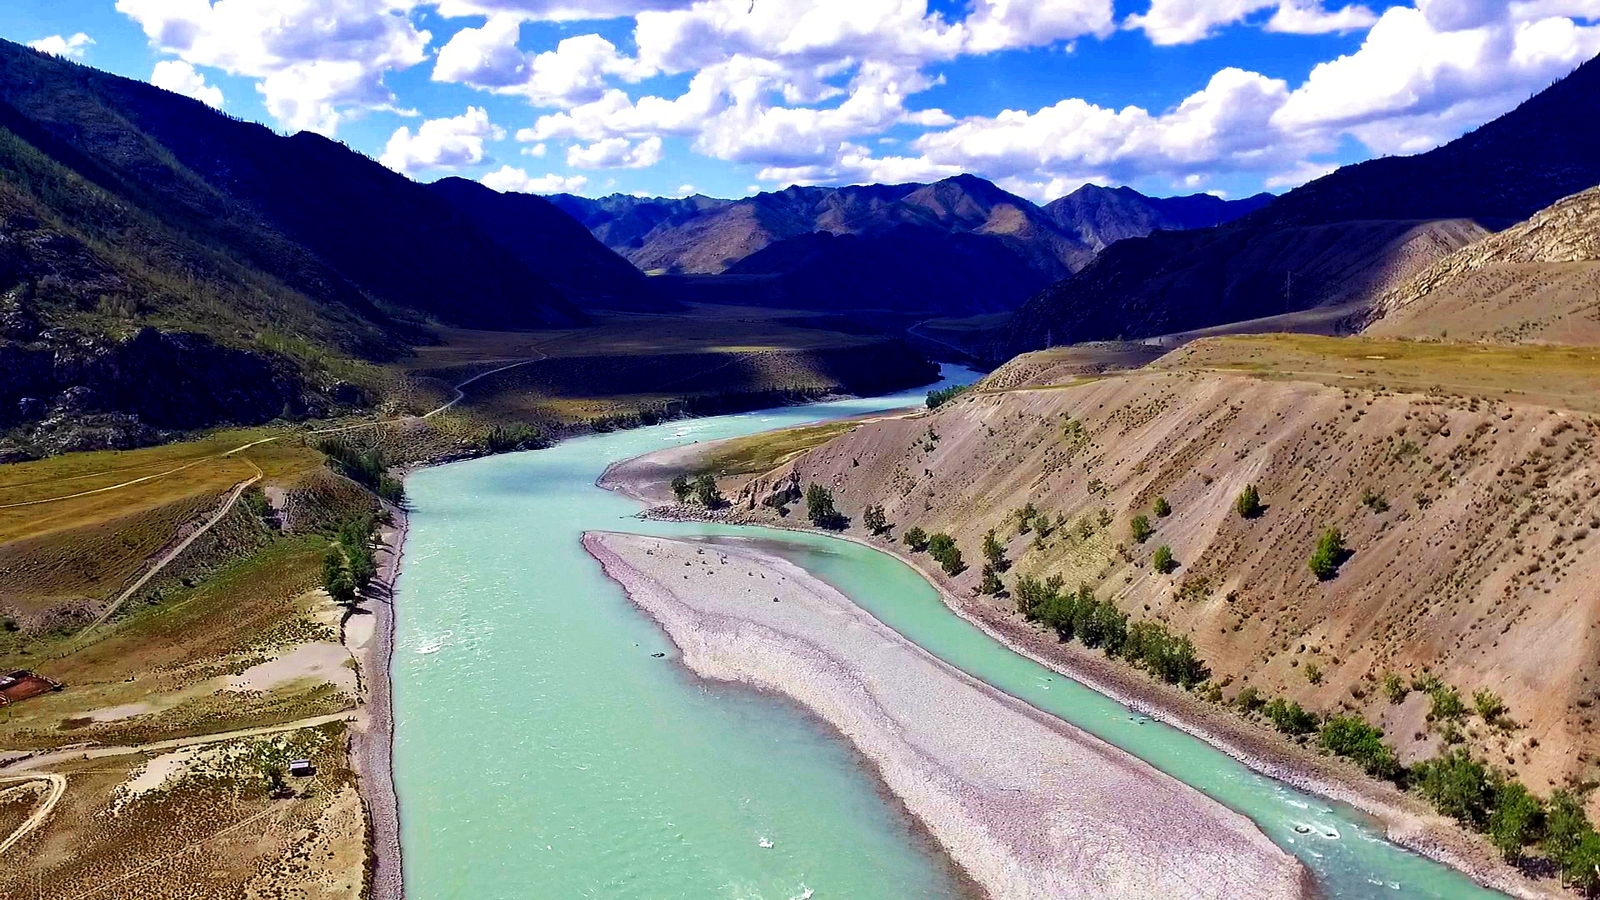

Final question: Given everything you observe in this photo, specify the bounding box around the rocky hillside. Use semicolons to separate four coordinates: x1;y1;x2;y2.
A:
1365;186;1600;344
736;354;1600;812
998;52;1600;358
1043;185;1272;252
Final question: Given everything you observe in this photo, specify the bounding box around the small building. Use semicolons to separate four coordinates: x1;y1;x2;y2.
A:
288;759;317;778
0;671;62;707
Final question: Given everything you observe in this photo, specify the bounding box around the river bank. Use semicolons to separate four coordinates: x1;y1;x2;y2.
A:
584;530;1315;900
629;498;1549;900
348;499;406;900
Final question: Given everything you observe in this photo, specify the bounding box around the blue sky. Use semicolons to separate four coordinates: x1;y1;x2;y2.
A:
4;1;1598;202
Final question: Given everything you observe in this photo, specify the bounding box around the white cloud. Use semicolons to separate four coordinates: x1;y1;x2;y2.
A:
28;33;94;59
434;18;652;105
1266;2;1379;34
565;135;665;168
380;106;505;174
480;165;590;193
115;0;430;135
150;60;225;108
1125;0;1376;44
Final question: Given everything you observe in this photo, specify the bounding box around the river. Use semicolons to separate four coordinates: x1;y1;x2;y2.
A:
393;366;1505;899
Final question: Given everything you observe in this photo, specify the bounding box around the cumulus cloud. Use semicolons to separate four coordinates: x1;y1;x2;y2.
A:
150;60;225;108
115;0;430;134
380;106;504;174
28;33;94;59
435;22;652;105
565;135;664;168
480;164;589;193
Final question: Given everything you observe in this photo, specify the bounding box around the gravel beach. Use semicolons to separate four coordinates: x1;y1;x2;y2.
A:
584;530;1314;900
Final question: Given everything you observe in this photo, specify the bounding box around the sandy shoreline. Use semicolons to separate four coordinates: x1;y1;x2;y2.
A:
584;530;1314;900
348;499;406;900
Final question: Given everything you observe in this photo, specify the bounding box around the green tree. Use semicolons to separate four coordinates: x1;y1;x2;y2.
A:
903;526;929;552
1318;714;1400;780
693;474;723;509
981;529;1008;571
978;564;1004;596
1543;790;1591;868
1234;685;1265;713
1153;496;1171;517
805;484;846;529
670;474;692;503
927;533;965;575
1412;749;1493;828
1130;514;1154;544
862;504;889;536
1429;684;1467;723
926;384;969;409
1567;831;1600;893
1308;526;1346;580
1487;781;1545;861
1264;698;1318;735
1151;544;1176;574
1473;689;1507;723
1236;484;1262;519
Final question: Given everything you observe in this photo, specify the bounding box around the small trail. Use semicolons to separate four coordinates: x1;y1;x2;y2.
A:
5;712;356;774
419;354;546;419
0;773;66;855
76;474;262;638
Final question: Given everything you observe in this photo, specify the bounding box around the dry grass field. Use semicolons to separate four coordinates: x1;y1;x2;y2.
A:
0;722;364;900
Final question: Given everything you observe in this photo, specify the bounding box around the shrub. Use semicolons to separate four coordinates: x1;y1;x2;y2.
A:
1543;790;1598;885
1319;714;1400;780
981;529;1008;570
1151;545;1176;574
1124;620;1205;686
1264;698;1318;735
1304;662;1323;685
670;474;692;503
903;527;929;552
1130;514;1154;544
693;474;724;509
1428;684;1467;723
378;475;405;505
862;504;889;536
1382;672;1409;704
1473;689;1507;723
1308;526;1346;580
1361;488;1390;513
1236;484;1262;519
1234;685;1264;713
805;484;846;529
1013;502;1039;535
1153;496;1171;517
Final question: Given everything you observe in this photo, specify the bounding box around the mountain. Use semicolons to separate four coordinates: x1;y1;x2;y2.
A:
1364;185;1600;344
1043;185;1274;251
0;38;588;451
999;53;1600;358
554;176;1263;318
426;177;664;311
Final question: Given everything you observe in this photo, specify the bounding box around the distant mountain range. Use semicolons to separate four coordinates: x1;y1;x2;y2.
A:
550;177;1268;317
998;52;1600;358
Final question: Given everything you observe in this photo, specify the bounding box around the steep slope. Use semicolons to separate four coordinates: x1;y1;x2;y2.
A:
999;52;1600;358
0;39;582;331
426;177;664;311
1044;185;1273;251
735;352;1600;813
1365;186;1600;344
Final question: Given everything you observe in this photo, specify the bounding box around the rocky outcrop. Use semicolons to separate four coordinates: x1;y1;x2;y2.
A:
0;325;337;454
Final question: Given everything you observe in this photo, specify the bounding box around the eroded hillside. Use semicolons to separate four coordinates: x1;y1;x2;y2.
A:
737;351;1600;810
1367;186;1600;344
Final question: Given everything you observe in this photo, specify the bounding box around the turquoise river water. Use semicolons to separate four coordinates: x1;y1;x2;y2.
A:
394;367;1506;899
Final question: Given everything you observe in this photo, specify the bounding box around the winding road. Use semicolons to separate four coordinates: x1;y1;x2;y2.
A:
0;773;66;855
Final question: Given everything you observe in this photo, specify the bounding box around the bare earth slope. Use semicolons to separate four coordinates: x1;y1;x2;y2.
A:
584;531;1312;900
1366;186;1600;344
734;361;1600;810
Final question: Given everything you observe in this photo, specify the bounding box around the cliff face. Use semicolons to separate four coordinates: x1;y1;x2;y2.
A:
738;363;1600;805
